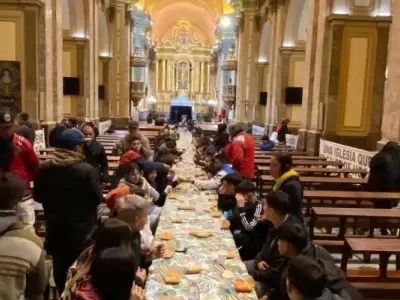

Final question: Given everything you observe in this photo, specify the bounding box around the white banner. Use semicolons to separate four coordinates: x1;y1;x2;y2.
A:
252;125;264;136
99;120;111;135
319;139;376;171
285;134;298;149
33;129;46;154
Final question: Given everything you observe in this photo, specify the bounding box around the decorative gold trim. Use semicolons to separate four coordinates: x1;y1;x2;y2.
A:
328;15;391;23
336;25;377;136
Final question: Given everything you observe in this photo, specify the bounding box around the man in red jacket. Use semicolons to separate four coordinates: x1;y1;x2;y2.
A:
0;111;39;226
225;123;255;178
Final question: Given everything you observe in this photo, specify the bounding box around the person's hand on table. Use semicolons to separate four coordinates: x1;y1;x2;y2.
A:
131;285;144;300
257;261;269;271
235;193;245;208
151;243;166;259
259;296;269;300
136;268;147;282
164;185;173;194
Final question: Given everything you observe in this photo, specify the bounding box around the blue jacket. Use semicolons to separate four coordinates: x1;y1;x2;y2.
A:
260;140;275;151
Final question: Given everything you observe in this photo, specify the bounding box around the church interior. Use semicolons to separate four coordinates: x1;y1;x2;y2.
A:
3;1;400;299
0;0;397;153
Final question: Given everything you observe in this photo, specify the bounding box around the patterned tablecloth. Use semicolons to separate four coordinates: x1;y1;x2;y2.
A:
145;134;258;299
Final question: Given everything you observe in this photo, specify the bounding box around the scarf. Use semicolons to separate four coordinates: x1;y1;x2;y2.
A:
51;148;85;166
272;168;299;192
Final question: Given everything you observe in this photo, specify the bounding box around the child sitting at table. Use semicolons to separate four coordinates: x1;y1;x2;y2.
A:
230;180;268;261
194;153;235;190
218;172;242;219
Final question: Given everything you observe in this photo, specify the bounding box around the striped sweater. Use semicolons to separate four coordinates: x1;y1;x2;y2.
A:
0;214;47;300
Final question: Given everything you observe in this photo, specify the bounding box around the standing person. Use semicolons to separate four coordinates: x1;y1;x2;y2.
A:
270;153;303;219
16;112;35;144
33;128;102;293
49;116;78;147
81;123;109;185
0;172;48;300
213;123;229;151
277;119;290;143
225;123;255;179
0;111;39;227
112;121;151;158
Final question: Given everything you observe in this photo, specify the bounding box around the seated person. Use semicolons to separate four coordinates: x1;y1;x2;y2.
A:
170;125;180;140
116;195;165;270
284;256;344;300
110;162;161;231
0;172;47;300
260;135;275;151
194;153;234;190
245;191;301;298
270;153;303;219
271;223;363;300
130;136;152;160
230;180;268;261
157;154;179;196
91;247;144;300
61;218;145;298
218;172;242;219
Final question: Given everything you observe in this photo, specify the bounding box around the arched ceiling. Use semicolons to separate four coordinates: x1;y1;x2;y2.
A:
137;0;234;45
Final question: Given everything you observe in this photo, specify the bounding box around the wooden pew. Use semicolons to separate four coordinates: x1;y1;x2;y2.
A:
341;238;400;280
303;190;400;213
256;165;368;177
255;158;343;167
254;154;326;160
260;175;366;193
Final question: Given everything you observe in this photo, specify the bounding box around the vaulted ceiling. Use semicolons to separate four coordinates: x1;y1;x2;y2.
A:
137;0;234;44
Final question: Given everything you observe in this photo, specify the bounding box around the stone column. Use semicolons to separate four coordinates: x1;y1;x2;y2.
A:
81;0;99;121
38;0;63;137
265;4;285;129
297;0;322;151
109;2;131;127
235;1;260;123
380;1;400;145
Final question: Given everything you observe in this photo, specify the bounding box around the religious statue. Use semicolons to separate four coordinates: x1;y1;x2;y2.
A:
176;61;190;90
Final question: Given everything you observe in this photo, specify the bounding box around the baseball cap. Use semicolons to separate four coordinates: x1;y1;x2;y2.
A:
0;111;14;126
59;128;85;150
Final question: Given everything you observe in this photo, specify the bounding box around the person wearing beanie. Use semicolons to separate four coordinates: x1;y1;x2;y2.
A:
33;128;102;294
229;180;268;261
244;190;302;298
48;116;78;147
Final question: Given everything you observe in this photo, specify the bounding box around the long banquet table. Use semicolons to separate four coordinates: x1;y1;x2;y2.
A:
145;131;257;299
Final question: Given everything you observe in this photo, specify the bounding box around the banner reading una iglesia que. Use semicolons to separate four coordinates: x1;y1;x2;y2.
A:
319;139;376;171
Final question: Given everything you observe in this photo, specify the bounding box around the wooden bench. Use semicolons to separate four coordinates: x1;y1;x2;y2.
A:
256;165;367;177
254;154;326;160
341;238;400;280
310;207;400;240
259;175;366;193
255;158;344;168
303;191;400;214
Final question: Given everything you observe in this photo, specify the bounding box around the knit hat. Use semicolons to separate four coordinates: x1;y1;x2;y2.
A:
0;111;14;126
119;151;141;166
59;128;84;150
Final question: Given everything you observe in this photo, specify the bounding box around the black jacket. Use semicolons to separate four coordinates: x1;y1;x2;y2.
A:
33;160;102;254
84;140;109;182
272;244;363;300
218;194;236;212
280;176;303;219
213;131;229;150
253;215;300;283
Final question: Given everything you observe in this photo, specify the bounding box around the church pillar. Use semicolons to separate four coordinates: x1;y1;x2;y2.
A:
297;0;325;151
109;2;131;127
38;0;63;136
235;0;260;123
265;3;285;129
379;0;400;147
